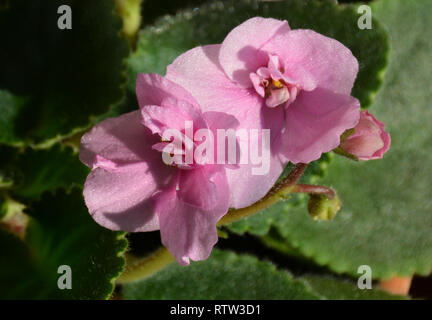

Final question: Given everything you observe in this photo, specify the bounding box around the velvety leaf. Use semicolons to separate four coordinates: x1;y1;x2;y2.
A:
0;0;129;145
141;0;208;26
302;275;406;300
0;189;127;299
0;90;30;146
122;249;403;300
122;249;318;299
0;145;89;201
262;0;432;279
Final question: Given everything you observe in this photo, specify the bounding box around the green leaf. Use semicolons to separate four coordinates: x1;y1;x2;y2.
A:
141;0;208;26
0;145;89;201
0;91;30;146
0;188;127;299
302;275;406;300
122;249;403;300
122;249;318;299
0;0;129;146
262;0;432;279
125;0;388;114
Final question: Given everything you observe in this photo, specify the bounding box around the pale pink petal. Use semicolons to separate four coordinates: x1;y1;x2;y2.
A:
80;111;158;169
167;45;287;208
250;72;265;97
84;165;173;232
281;88;360;163
80;111;175;232
167;45;259;118
266;86;290;108
262;29;359;95
219;17;290;87
136;73;199;110
342;135;384;159
178;165;227;211
282;62;316;91
141;99;205;136
340;110;391;160
154;181;229;265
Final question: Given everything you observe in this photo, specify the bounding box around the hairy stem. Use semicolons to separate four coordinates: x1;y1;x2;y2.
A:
116;247;175;284
290;184;336;199
218;163;308;225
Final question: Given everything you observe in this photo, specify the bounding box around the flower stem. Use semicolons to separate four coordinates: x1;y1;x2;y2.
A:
116;247;175;284
217;163;308;225
117;163;311;284
290;184;336;199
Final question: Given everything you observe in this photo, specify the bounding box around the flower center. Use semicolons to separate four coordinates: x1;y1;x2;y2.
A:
250;54;300;108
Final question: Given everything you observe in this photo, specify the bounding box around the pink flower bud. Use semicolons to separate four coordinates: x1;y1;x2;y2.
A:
339;110;391;160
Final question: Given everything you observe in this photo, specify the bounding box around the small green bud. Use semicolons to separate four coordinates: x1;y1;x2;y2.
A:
308;194;342;221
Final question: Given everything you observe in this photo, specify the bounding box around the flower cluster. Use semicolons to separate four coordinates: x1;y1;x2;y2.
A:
80;17;390;265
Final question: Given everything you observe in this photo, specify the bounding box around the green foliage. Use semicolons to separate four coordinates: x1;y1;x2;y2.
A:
122;249;402;300
0;0;129;146
122;249;318;299
302;275;406;300
0;145;89;201
0;0;428;300
0;189;127;299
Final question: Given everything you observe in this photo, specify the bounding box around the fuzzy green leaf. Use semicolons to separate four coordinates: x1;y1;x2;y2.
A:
122;249;318;299
0;189;127;299
302;275;406;300
0;145;89;201
0;0;129;146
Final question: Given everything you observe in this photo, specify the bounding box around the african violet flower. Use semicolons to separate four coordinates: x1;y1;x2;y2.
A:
80;74;239;265
339;110;391;160
166;17;361;207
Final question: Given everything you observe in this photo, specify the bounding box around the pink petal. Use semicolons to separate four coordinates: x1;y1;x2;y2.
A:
80;111;175;232
261;29;359;95
178;165;227;211
167;45;258;117
136;73;200;110
250;72;265;97
341;110;391;160
219;17;290;87
141;99;205;136
342;135;385;159
80;111;158;169
167;45;287;208
266;86;290;108
84;165;173;232
154;180;229;265
281;88;360;163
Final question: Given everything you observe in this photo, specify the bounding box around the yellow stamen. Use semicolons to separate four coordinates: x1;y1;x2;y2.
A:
271;79;284;88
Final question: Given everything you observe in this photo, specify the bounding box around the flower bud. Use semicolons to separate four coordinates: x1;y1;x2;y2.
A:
338;110;391;161
308;194;341;221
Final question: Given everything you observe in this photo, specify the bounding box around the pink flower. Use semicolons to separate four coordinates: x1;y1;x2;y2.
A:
166;17;361;207
80;74;235;265
339;110;391;160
